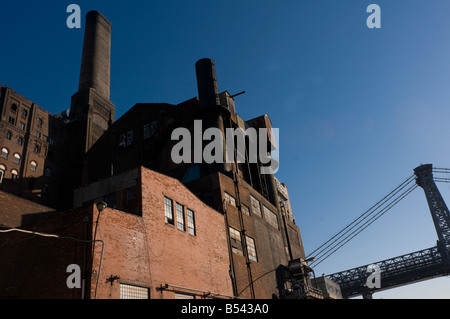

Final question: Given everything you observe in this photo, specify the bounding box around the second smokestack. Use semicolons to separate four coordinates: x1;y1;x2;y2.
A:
195;58;221;108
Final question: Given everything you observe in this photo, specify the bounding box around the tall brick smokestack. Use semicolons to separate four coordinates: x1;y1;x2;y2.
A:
195;58;221;108
78;11;112;99
66;11;115;210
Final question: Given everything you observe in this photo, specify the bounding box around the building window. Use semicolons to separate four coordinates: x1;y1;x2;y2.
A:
5;131;12;140
11;104;18;112
246;236;258;262
126;187;135;205
143;123;151;140
151;121;158;136
119;133;126;148
119;283;150;299
19;122;25;130
224;192;236;208
37;118;43;127
250;195;262;217
30;161;37;172
33;144;40;154
175;293;195;299
186;209;196;236
104;193;117;209
164;196;174;225
229;227;243;256
42;183;50;194
21;109;28;118
44;167;52;177
0;165;5;184
127;130;133;146
176;203;185;231
35;131;41;139
1;148;9;159
263;206;279;229
11;169;18;180
13;153;21;165
8;117;15;125
17;136;23;146
241;204;250;216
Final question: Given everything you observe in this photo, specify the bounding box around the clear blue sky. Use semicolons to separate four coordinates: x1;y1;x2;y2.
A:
2;0;450;298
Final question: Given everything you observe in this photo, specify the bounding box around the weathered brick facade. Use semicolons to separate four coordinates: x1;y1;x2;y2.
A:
0;167;234;299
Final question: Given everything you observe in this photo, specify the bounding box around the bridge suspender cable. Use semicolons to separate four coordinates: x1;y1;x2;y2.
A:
307;174;418;268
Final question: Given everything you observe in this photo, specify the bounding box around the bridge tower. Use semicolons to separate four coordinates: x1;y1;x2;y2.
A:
414;164;450;262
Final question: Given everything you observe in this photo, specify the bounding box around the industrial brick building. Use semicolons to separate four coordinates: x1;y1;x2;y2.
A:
0;10;315;299
0;167;234;299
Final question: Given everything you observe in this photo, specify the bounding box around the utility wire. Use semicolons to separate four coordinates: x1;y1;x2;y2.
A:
0;227;105;299
307;175;415;263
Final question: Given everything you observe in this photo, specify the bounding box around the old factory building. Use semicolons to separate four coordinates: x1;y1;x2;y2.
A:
0;11;317;299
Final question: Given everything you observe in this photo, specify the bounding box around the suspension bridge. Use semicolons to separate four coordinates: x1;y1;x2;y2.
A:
306;164;450;299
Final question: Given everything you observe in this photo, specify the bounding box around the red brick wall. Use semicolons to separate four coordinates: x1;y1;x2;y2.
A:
90;167;234;299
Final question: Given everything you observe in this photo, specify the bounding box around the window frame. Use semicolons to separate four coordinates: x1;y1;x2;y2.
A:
187;208;196;236
164;196;174;225
176;202;186;231
224;192;236;208
13;153;21;165
246;236;258;262
11;169;19;180
1;148;9;160
250;195;262;217
30;160;37;172
263;205;279;229
119;283;150;299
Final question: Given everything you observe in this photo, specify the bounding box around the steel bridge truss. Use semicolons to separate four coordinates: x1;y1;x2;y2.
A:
327;164;450;298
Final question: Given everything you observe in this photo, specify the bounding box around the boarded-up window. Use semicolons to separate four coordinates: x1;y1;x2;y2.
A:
241;204;250;216
229;227;243;255
263;206;278;229
224;192;236;207
250;195;261;217
246;236;258;262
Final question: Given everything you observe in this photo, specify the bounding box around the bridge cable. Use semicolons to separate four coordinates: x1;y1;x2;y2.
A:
306;175;416;268
307;175;415;260
310;182;418;268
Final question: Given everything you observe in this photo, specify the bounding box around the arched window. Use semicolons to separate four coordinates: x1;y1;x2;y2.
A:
11;169;18;180
13;153;21;165
30;160;37;172
11;104;18;112
1;148;9;159
17;136;24;146
21;109;28;118
5;131;12;140
0;164;5;184
45;167;52;177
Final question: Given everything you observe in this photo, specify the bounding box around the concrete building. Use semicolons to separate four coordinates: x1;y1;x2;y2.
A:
0;10;315;299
